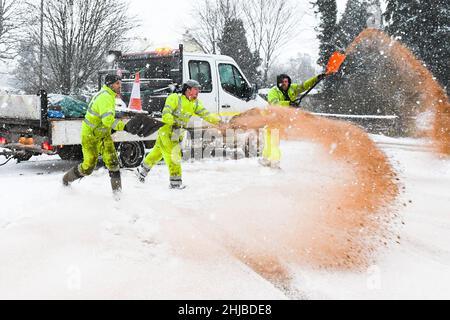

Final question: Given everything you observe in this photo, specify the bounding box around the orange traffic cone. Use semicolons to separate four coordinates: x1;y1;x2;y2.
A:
129;72;142;111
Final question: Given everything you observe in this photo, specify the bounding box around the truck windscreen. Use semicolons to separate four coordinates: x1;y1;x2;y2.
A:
119;56;180;81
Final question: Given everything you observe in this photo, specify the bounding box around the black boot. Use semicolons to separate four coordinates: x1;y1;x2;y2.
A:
63;165;83;186
170;176;186;190
136;163;150;183
109;170;122;198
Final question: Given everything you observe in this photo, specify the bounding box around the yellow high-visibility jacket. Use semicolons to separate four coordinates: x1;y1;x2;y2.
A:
82;85;125;137
161;93;220;128
267;75;320;106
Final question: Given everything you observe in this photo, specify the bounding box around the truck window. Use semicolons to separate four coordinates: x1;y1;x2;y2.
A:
189;61;212;93
120;56;179;81
218;64;250;99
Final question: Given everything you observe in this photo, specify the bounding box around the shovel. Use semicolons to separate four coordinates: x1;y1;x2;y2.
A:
293;51;347;106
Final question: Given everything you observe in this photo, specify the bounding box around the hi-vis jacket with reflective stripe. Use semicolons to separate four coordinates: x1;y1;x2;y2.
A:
82;85;125;137
162;93;220;128
267;75;320;106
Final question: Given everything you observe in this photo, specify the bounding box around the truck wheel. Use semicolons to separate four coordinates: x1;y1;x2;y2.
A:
58;145;83;161
117;141;145;168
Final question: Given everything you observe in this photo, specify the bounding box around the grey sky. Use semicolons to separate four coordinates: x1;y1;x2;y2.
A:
128;0;349;64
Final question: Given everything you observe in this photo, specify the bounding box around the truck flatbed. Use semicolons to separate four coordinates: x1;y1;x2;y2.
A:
0;91;156;167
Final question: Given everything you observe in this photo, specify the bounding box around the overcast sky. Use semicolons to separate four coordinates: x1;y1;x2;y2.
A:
127;0;349;65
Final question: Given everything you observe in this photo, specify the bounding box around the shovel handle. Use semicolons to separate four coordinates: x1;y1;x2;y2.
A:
293;52;346;107
292;78;324;107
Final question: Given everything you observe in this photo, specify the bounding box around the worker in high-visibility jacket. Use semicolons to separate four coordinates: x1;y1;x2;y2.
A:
63;75;131;196
261;73;326;168
136;80;221;189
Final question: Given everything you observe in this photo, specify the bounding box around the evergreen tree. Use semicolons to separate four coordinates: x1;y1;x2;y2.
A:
333;0;369;51
319;0;370;99
384;0;422;50
218;18;261;83
313;0;338;67
385;0;449;92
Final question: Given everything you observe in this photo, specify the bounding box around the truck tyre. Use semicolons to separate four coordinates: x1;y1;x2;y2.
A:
117;141;145;168
57;145;83;161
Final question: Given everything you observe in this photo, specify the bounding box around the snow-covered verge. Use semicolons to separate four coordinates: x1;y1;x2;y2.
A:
0;135;449;300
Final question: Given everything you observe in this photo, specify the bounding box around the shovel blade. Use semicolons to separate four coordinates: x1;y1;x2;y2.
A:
326;52;347;75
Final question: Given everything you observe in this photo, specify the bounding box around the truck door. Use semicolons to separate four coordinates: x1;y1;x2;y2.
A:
215;61;264;118
186;59;219;114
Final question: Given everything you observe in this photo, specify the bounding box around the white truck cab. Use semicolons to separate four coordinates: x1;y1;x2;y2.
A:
181;52;268;118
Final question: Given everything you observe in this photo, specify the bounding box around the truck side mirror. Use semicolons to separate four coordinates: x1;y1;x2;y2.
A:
247;83;259;101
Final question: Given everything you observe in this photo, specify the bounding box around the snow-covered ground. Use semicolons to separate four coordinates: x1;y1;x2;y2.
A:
0;135;449;300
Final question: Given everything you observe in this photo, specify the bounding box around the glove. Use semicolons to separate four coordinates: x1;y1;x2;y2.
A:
317;73;327;81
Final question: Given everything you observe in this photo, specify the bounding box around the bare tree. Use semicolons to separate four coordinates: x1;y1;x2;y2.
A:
15;0;136;94
0;0;21;60
189;0;299;84
288;53;318;82
242;0;299;84
267;53;317;87
189;0;239;54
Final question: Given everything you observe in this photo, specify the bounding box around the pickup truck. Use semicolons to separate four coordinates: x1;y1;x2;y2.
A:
0;46;268;167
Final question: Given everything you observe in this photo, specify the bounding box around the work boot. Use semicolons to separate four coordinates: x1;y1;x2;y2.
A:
170;177;186;190
63;165;83;186
269;160;281;170
258;158;281;170
258;158;271;167
109;170;122;199
136;163;151;183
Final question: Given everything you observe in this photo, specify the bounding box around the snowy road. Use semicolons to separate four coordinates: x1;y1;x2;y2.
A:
0;135;449;299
